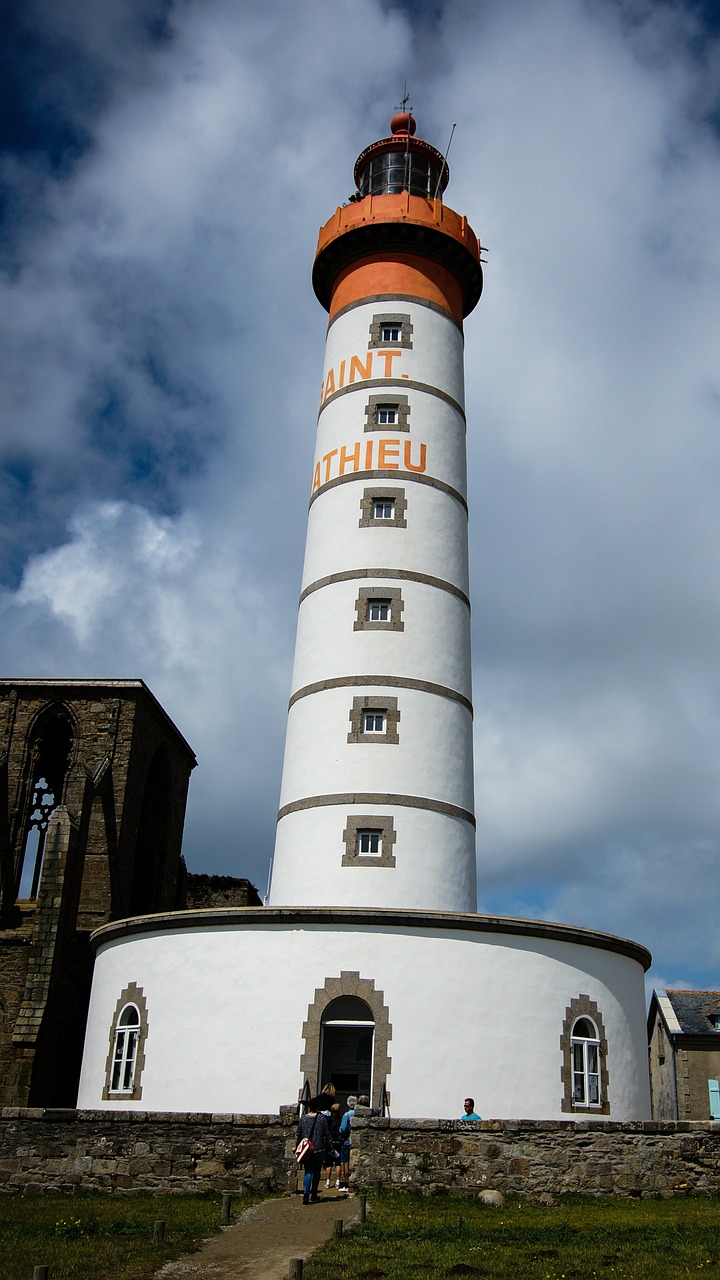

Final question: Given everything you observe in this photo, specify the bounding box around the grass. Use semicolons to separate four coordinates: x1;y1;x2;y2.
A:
0;1190;264;1280
304;1191;720;1279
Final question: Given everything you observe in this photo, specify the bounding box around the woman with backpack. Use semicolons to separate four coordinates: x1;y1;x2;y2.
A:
295;1097;334;1204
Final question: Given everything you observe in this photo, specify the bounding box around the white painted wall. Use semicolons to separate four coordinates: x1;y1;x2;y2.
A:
312;392;468;513
321;301;466;413
269;808;476;910
78;917;651;1121
300;482;470;596
278;689;473;803
289;582;472;695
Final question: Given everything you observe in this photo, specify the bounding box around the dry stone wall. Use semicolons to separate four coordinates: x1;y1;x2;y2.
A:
1;1110;719;1199
0;1109;295;1196
351;1116;720;1198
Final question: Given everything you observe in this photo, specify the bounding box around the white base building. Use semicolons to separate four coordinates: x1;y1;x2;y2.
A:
78;906;651;1119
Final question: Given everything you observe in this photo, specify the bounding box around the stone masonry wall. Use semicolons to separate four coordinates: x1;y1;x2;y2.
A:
0;920;32;1106
0;681;197;1109
185;875;262;909
351;1116;720;1198
1;1110;720;1199
0;1109;296;1196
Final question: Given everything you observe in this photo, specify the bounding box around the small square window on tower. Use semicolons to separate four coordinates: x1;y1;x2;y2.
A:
354;586;404;632
364;710;385;732
373;499;395;519
342;815;397;867
369;600;390;622
368;313;414;349
364;393;410;433
378;405;397;425
347;695;400;744
359;486;408;529
358;828;382;853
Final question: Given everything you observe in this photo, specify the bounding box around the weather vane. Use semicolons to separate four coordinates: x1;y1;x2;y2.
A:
398;81;411;113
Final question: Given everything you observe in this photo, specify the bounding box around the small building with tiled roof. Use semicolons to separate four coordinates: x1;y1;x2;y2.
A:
648;989;720;1120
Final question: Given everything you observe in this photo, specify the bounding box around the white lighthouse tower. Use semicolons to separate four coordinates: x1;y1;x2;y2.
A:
268;110;482;912
79;111;653;1122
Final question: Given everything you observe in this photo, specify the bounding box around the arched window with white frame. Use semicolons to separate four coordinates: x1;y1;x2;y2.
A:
561;995;610;1114
111;1004;140;1093
103;983;149;1101
571;1016;601;1106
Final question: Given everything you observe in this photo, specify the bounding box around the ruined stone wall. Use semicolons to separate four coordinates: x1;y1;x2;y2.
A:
1;1111;720;1199
185;875;262;909
350;1116;720;1198
0;680;197;1108
0;680;196;927
0;916;32;1106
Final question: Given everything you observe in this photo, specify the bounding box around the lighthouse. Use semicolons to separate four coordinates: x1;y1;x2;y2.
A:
79;111;652;1122
268;111;483;912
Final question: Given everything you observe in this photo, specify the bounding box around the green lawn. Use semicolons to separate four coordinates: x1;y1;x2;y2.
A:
0;1191;263;1280
305;1191;720;1279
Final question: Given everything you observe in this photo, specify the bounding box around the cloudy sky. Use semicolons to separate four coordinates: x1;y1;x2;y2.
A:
2;0;720;994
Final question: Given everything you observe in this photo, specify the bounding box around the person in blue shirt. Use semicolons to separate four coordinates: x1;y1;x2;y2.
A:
338;1094;357;1190
461;1096;481;1120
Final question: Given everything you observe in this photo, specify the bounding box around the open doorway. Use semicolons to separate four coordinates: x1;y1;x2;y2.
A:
319;995;374;1110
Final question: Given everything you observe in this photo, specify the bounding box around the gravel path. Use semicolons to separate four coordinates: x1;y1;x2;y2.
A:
153;1191;358;1280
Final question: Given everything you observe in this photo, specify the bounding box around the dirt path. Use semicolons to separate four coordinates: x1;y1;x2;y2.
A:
153;1191;358;1280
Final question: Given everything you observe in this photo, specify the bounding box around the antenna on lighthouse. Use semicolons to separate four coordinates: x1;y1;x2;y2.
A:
398;82;412;191
434;122;456;200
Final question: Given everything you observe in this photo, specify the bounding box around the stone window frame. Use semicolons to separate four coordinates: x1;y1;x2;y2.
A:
358;486;408;530
103;981;149;1102
342;815;397;868
560;994;610;1115
364;393;410;433
347;695;400;745
368;312;413;349
300;971;392;1112
17;702;76;902
353;586;404;632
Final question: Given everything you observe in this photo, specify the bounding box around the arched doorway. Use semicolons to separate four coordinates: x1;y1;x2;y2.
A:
301;971;392;1112
320;995;374;1108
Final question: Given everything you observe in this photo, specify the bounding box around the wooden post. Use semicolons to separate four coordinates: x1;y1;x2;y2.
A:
289;1261;303;1279
359;1194;367;1222
33;1269;49;1280
221;1193;232;1225
333;1218;343;1239
153;1220;166;1243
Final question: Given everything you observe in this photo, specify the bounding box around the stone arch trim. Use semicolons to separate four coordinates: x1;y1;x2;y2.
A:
102;981;149;1102
300;971;392;1112
24;698;79;747
560;993;610;1115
